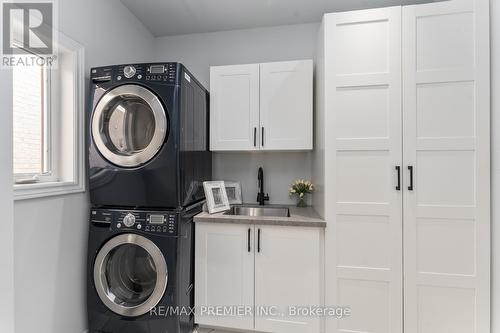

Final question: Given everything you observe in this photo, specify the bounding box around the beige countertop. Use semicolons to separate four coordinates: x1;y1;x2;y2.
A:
194;204;326;228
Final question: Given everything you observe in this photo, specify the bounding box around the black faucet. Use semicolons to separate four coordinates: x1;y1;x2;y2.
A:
257;167;270;205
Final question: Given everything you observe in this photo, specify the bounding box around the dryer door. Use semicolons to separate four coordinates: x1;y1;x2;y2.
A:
93;233;168;317
92;84;168;167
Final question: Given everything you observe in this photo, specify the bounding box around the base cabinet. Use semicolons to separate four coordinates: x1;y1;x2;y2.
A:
255;225;322;333
194;223;254;331
195;222;323;333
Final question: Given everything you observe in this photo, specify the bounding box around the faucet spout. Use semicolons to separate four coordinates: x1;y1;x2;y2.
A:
257;167;270;205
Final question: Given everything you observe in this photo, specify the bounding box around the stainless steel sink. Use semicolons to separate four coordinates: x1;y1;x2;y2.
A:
224;206;290;217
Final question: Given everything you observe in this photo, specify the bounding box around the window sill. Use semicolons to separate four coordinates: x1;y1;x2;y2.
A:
14;180;85;201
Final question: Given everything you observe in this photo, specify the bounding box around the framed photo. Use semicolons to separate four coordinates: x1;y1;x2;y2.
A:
203;181;230;214
224;181;242;204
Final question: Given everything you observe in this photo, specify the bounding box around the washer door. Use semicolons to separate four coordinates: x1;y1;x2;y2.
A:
93;234;168;317
92;84;167;167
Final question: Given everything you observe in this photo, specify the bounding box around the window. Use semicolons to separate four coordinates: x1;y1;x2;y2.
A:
13;59;52;182
13;33;85;200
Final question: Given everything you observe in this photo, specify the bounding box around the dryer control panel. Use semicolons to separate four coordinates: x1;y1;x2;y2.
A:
90;209;178;236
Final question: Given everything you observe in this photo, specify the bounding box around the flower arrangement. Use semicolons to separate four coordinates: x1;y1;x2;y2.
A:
289;179;314;207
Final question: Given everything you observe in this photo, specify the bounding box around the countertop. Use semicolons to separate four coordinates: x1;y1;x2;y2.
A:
194;204;326;228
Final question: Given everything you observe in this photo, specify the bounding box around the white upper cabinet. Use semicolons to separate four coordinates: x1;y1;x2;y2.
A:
260;60;313;150
210;60;313;151
210;64;260;151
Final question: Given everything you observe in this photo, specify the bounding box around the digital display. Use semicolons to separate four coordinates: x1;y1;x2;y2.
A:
149;65;165;74
149;215;164;224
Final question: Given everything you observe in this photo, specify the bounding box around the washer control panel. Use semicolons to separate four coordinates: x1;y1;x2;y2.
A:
91;63;179;85
90;209;178;236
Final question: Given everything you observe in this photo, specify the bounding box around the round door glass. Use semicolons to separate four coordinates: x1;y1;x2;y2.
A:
92;85;168;167
100;96;156;156
94;234;168;317
104;243;157;307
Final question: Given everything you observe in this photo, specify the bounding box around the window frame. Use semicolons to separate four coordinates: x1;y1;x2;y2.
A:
13;32;85;200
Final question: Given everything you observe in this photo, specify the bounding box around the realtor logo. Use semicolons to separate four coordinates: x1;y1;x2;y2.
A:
1;1;57;67
3;2;53;54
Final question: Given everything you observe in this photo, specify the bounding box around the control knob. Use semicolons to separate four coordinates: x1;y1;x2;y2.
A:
123;65;136;78
122;213;136;227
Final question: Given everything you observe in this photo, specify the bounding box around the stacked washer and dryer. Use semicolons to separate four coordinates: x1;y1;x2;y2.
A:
86;63;211;333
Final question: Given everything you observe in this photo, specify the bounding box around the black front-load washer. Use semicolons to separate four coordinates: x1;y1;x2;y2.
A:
87;205;200;333
88;63;211;209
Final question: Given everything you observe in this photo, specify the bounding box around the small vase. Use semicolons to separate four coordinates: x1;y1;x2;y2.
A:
296;197;307;207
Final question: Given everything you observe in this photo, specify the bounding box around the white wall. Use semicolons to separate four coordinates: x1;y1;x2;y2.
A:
13;1;155;333
490;1;500;332
154;23;319;204
0;69;15;333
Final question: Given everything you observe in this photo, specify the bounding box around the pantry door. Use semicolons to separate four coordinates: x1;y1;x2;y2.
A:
326;6;403;333
402;1;490;332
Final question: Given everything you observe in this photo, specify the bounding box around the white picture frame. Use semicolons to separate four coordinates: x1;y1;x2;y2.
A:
203;181;230;214
224;181;242;204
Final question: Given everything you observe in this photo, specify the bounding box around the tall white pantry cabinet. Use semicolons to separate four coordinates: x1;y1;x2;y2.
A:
315;1;490;333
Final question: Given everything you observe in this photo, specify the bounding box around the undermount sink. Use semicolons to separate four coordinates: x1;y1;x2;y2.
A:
224;206;290;217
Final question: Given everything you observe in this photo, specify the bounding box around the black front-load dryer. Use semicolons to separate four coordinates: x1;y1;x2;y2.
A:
87;206;199;333
88;63;211;209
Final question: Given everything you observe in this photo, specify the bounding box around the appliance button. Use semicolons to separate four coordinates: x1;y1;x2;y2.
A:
137;224;142;230
137;74;142;79
145;226;150;231
117;223;121;228
117;75;122;80
123;65;136;78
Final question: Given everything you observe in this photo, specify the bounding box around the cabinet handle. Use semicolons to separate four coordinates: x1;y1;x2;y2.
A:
248;228;251;252
261;127;265;147
257;228;261;253
253;127;257;147
395;166;401;191
408;166;414;191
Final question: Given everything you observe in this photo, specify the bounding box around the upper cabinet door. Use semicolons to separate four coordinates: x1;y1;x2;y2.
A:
259;60;313;150
210;64;260;151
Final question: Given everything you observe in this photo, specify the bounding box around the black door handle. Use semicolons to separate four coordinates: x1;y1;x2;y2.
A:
247;228;251;252
395;166;401;191
261;127;265;147
253;127;257;147
257;228;261;253
408;166;414;191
